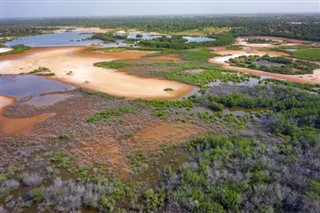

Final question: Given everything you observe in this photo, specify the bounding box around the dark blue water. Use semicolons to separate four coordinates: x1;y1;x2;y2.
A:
0;75;74;99
5;32;104;47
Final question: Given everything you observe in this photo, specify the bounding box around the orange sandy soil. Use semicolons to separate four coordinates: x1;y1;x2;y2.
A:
209;41;320;84
0;95;55;135
1;47;194;100
0;95;15;110
72;121;203;178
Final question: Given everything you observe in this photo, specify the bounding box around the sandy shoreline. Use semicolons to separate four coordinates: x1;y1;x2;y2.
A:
0;95;16;110
1;47;194;100
0;48;13;53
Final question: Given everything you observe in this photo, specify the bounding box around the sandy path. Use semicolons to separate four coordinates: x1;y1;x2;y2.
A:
209;48;320;84
1;47;194;100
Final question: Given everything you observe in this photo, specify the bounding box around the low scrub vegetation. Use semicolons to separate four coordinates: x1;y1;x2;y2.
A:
273;46;320;62
229;54;318;75
0;45;30;56
29;67;55;76
87;107;135;123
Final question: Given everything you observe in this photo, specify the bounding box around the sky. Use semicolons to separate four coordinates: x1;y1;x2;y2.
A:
1;0;319;18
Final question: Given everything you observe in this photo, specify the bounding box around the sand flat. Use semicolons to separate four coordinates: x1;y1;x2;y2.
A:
1;113;55;135
0;48;13;53
0;95;56;135
1;47;194;100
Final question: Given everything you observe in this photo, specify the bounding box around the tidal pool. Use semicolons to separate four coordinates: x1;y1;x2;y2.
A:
0;75;74;99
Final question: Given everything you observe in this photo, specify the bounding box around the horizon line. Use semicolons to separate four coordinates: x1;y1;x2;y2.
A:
2;12;319;20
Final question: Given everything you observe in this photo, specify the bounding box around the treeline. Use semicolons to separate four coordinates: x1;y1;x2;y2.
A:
138;34;235;49
246;38;274;44
2;15;319;41
89;33;127;43
0;25;58;37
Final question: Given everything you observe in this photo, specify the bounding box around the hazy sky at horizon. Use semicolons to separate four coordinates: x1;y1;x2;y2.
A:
1;0;319;18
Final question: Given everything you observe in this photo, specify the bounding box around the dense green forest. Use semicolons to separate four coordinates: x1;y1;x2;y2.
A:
1;15;319;41
137;34;234;49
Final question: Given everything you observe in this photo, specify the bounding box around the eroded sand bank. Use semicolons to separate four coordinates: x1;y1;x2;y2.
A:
1;47;194;100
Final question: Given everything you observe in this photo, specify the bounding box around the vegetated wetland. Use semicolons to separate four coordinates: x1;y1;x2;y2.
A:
1;15;320;213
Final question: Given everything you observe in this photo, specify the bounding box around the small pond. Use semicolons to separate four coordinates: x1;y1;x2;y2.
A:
256;60;283;67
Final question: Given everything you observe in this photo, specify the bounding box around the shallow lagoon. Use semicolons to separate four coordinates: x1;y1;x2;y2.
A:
5;32;103;47
5;31;216;47
0;75;74;99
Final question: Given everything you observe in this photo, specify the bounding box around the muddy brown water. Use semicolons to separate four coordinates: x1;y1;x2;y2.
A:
24;93;73;107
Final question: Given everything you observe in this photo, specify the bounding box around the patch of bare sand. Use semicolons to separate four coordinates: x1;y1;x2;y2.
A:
1;113;55;135
136;122;201;146
72;121;202;178
0;95;16;110
0;48;13;53
209;49;320;84
1;47;194;100
0;95;55;135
